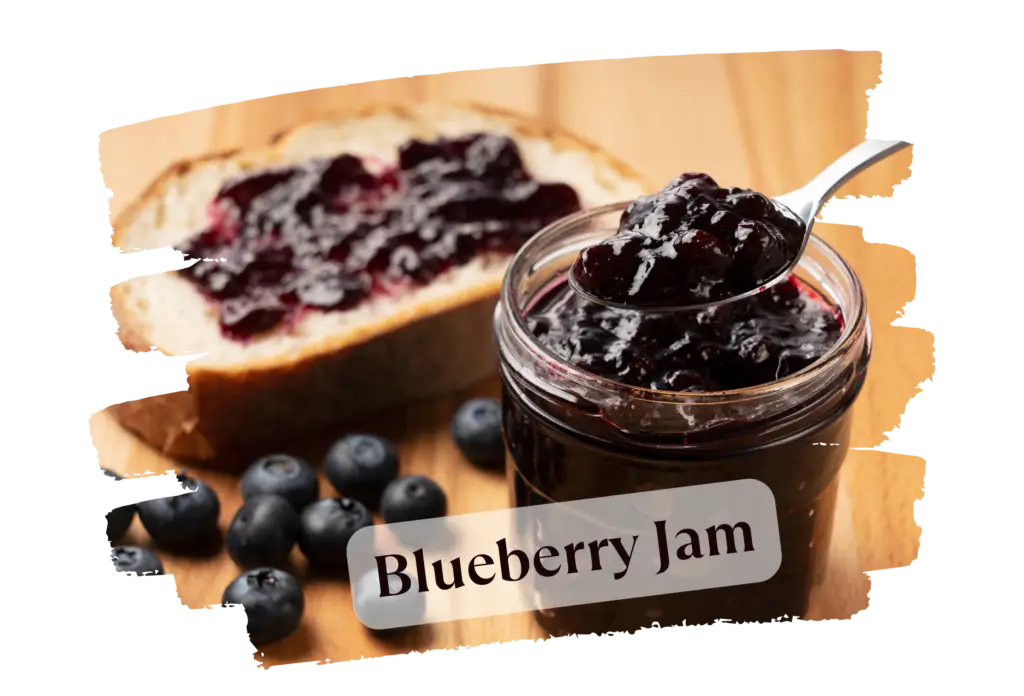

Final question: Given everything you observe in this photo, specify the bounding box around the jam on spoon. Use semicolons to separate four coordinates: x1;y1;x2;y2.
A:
569;173;805;309
569;140;911;311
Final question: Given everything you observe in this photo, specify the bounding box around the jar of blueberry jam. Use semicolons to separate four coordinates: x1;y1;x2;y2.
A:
494;202;871;634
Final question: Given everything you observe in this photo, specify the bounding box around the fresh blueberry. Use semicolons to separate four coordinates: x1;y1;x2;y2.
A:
240;454;319;511
227;495;299;569
111;546;164;576
298;498;373;574
137;471;220;548
380;475;447;524
103;468;136;544
323;435;399;508
451;398;506;470
353;569;425;637
222;567;304;645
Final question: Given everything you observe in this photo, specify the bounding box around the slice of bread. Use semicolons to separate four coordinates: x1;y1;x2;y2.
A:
108;103;648;464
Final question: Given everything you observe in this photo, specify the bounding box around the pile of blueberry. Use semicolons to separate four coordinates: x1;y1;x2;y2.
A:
105;397;506;646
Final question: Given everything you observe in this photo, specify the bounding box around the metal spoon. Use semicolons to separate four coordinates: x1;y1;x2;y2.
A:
568;138;912;312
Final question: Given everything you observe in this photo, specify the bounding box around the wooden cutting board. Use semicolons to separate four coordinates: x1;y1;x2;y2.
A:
91;374;869;668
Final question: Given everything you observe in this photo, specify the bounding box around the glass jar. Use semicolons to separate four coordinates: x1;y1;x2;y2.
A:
494;203;871;635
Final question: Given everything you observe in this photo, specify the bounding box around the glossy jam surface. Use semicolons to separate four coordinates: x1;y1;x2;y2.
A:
570;173;805;307
176;133;581;340
527;275;842;392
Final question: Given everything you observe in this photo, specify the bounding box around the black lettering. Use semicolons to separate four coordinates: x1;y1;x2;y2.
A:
654;520;670;574
587;539;610;571
534;546;561;577
414;548;429;592
675;528;704;560
375;554;411;597
497;539;529;582
564;541;585;574
468;554;495;585
705;522;755;556
431;558;465;590
608;536;639;580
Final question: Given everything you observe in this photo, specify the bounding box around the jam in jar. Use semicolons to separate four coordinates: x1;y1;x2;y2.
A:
494;203;871;634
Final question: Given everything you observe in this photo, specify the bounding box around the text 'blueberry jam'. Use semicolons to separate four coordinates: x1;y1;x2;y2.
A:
571;173;805;307
528;276;842;392
176;134;582;340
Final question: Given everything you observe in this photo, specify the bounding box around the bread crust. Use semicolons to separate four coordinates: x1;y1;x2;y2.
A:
107;102;648;463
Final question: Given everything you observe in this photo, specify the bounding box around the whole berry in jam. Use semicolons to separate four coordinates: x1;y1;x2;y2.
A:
323;434;400;510
222;567;304;645
137;471;221;548
226;495;300;569
451;398;506;470
176;133;581;340
298;498;374;575
240;454;319;512
571;173;805;307
380;475;447;524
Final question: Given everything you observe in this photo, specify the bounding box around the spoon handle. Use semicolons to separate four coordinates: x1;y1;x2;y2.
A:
774;139;912;224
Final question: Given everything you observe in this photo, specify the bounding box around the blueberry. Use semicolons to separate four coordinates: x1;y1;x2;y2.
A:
323;435;400;508
137;471;220;548
298;498;373;574
111;546;164;576
380;475;447;524
227;495;300;569
103;468;136;544
222;567;304;645
353;570;425;637
451;399;506;470
240;454;319;512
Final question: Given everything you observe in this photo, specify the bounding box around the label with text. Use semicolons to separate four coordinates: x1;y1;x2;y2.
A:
347;479;781;630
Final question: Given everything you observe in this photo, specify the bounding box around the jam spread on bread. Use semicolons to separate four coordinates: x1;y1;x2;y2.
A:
176;133;581;340
571;173;805;307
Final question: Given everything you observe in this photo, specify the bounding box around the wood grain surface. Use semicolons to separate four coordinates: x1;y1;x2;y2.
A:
94;50;929;667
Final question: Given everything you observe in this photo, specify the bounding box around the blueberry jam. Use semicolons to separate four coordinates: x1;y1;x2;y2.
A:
176;133;581;340
570;173;805;307
504;275;859;633
496;199;872;634
528;275;842;392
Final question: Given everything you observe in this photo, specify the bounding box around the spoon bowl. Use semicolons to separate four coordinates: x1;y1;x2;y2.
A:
568;139;911;313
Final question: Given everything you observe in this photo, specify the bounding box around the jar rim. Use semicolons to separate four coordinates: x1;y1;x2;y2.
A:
498;201;869;406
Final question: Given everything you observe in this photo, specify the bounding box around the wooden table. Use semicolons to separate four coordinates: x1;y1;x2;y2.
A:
95;51;928;667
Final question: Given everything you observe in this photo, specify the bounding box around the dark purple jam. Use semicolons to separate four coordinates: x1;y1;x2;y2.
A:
527;275;842;392
570;173;805;308
176;133;581;340
505;265;859;635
